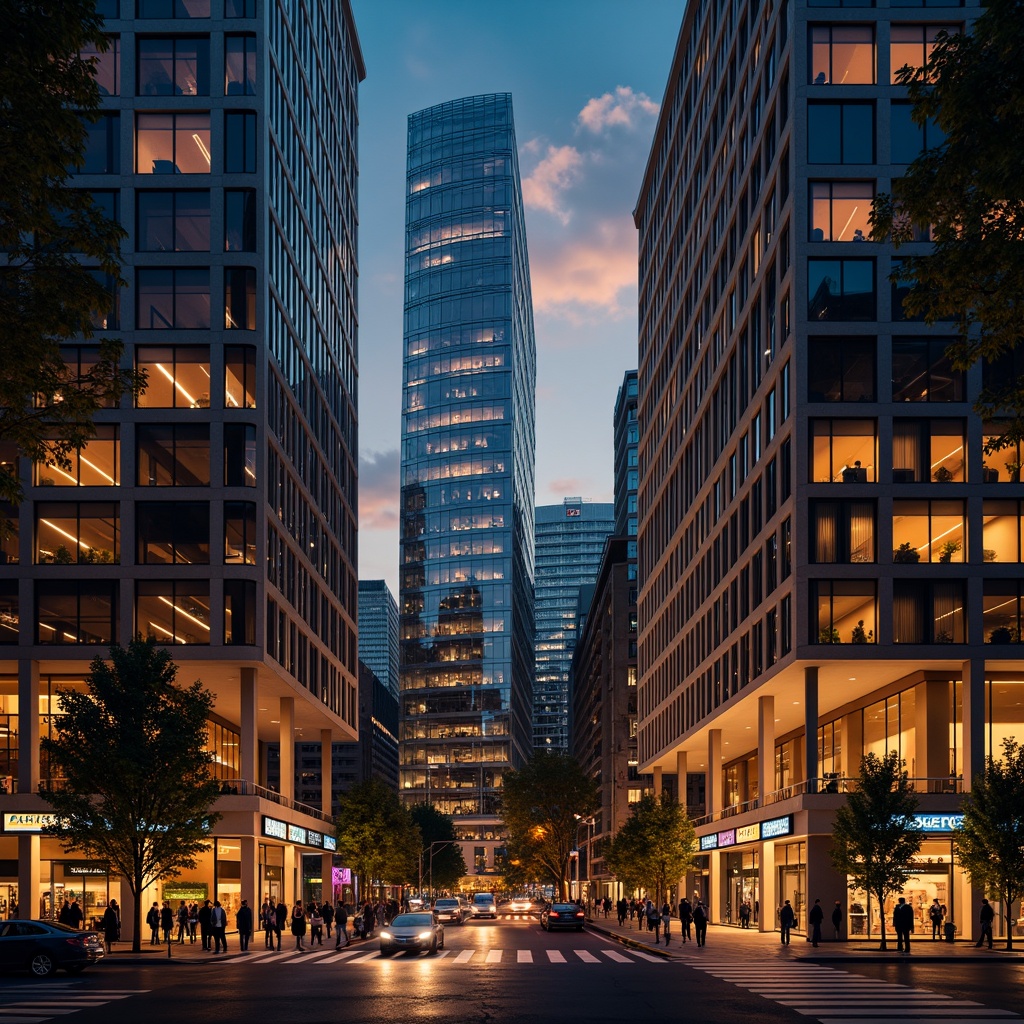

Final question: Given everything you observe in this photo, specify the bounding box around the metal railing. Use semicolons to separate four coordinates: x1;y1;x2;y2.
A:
216;779;334;825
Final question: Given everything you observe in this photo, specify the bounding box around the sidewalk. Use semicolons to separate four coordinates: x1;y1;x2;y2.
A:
584;912;1024;963
104;931;355;965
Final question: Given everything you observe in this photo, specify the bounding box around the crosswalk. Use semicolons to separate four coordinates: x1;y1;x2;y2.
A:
0;986;147;1024
686;961;1020;1023
222;946;663;968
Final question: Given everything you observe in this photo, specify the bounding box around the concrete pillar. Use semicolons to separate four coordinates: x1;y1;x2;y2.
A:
759;840;776;933
758;695;775;805
961;657;986;786
278;697;295;801
709;850;724;924
283;844;297;905
675;750;688;805
840;711;863;781
917;679;952;785
239;668;258;787
17;835;39;920
804;667;819;792
18;660;39;793
707;730;722;816
320;729;332;816
240;835;260;915
652;765;663;800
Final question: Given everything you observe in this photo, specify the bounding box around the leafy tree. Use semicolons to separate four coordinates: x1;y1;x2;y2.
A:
829;751;923;950
954;737;1024;950
0;0;140;532
335;778;421;901
39;638;222;952
604;794;696;904
871;1;1024;450
501;752;598;899
409;803;466;894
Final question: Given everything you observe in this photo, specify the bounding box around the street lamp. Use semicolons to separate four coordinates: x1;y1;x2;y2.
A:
418;840;457;902
574;813;595;915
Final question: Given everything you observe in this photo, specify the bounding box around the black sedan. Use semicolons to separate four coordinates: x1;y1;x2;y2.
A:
0;920;105;977
540;903;586;932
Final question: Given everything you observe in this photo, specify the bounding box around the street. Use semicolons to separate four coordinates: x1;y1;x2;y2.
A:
0;916;1021;1024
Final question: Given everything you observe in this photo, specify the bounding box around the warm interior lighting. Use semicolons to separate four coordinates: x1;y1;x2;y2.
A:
192;133;211;166
155;362;197;406
157;596;210;631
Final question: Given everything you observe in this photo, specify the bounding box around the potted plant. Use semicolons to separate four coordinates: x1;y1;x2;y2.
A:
934;630;955;643
984;548;997;562
850;620;874;644
988;625;1013;644
818;626;841;644
938;539;962;563
1007;460;1021;483
893;542;920;563
53;544;74;564
933;466;954;483
982;464;1000;484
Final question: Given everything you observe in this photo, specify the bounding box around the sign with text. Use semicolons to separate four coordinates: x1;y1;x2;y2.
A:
262;816;287;840
3;813;58;833
913;814;963;833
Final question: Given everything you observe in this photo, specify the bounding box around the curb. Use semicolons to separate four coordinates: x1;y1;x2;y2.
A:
586;922;673;960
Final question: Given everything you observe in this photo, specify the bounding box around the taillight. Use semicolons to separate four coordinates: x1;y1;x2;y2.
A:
549;911;560;918
65;937;85;948
575;912;585;918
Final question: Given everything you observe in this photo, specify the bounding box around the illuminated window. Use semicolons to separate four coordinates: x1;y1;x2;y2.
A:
136;580;210;644
36;503;119;564
34;427;120;487
135;346;211;408
136;113;211;174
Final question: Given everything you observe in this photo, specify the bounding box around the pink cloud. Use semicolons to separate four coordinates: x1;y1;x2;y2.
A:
578;86;659;134
521;144;584;225
359;449;400;530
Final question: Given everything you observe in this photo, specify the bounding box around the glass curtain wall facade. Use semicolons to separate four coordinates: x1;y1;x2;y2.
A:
399;95;536;872
534;500;614;752
358;580;399;700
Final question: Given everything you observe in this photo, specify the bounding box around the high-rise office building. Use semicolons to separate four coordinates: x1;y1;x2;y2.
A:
358;579;399;701
534;499;614;752
398;94;537;879
636;1;1004;941
0;0;363;929
613;371;639;544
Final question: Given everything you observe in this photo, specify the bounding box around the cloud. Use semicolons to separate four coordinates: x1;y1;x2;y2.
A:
578;85;659;134
521;144;584;225
359;449;400;531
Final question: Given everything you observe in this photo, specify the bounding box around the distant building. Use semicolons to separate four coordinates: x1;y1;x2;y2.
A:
613;371;639;544
359;580;399;701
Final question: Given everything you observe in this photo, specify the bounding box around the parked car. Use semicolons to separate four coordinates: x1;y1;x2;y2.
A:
433;898;467;925
0;920;105;977
378;913;444;956
470;893;497;919
540;903;586;932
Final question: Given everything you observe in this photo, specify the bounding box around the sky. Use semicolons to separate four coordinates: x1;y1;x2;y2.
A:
351;0;684;596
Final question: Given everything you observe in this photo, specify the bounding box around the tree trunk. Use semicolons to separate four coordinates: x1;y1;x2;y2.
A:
131;866;143;953
1004;895;1015;951
875;890;887;950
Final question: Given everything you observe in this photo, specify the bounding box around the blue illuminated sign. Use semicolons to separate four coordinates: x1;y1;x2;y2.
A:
912;814;963;833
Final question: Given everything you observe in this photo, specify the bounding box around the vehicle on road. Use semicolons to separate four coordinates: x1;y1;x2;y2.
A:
433;898;467;925
0;920;105;977
379;913;444;956
540;903;586;932
507;897;534;913
471;892;497;919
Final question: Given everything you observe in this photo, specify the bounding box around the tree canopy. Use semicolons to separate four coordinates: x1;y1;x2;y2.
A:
871;0;1024;449
501;752;598;899
409;803;466;894
0;0;140;530
604;794;696;904
955;737;1024;951
39;638;222;952
828;751;923;950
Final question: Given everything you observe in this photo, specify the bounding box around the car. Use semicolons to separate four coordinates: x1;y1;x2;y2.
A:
432;898;467;925
378;913;444;956
470;893;497;919
507;897;533;914
0;920;105;977
540;903;586;932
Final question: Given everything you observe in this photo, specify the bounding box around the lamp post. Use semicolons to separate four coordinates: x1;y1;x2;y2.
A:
573;814;595;916
418;840;457;902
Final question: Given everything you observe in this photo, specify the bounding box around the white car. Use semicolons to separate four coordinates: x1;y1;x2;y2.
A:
470;893;497;919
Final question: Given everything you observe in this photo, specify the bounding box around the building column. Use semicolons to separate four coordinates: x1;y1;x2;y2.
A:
321;728;333;905
240;835;260;915
758;840;775;933
17;835;39;920
652;765;663;800
675;749;688;904
917;678;952;785
239;668;258;787
757;695;774;806
278;697;294;801
961;656;986;787
707;730;722;817
804;667;819;793
840;711;863;781
18;660;39;793
283;844;297;905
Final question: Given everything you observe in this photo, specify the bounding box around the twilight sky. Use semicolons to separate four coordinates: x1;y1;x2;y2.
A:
351;0;683;595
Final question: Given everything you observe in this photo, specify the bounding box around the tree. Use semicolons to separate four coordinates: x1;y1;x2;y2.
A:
501;752;598;899
334;779;420;901
39;638;222;952
871;1;1024;450
829;751;923;950
0;0;141;532
954;737;1024;950
604;794;696;904
409;803;466;894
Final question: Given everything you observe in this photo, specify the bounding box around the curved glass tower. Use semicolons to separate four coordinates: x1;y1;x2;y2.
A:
399;95;536;874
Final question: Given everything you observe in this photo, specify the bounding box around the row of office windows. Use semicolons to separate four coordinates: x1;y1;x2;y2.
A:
808;22;961;85
807;100;946;164
94;0;257;18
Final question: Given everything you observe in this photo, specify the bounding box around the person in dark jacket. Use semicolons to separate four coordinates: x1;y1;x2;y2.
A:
159;900;174;943
67;900;84;930
197;899;213;950
321;899;334;939
335;900;349;948
101;900;120;953
692;900;708;947
808;898;824;947
210;900;228;953
274;900;287;951
235;899;253;952
678;897;693;943
362;902;374;940
146;903;160;945
976;898;995;949
290;900;307;951
779;899;795;945
893;896;914;953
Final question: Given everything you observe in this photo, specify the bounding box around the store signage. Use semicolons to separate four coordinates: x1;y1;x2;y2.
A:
323;835;337;852
736;824;760;844
698;814;794;852
3;813;58;833
64;863;108;876
262;816;287;840
306;830;323;848
164;882;208;901
565;507;581;517
913;814;963;833
717;828;736;849
264;816;337;848
699;833;719;851
287;824;307;844
760;815;793;839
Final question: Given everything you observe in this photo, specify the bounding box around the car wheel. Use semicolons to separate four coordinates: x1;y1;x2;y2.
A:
429;937;437;955
30;952;55;977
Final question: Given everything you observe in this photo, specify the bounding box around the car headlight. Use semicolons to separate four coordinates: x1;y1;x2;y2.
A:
380;931;392;940
418;931;433;940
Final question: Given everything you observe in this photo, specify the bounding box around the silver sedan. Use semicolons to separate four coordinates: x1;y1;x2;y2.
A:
378;913;445;956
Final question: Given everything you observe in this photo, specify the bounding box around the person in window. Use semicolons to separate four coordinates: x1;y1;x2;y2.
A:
813;71;827;85
853;229;866;242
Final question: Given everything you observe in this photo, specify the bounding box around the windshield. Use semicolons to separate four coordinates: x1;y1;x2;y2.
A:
473;895;493;904
435;900;458;907
391;914;433;927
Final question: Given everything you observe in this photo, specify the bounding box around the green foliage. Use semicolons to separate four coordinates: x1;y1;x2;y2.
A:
0;1;142;534
829;751;923;949
871;1;1024;451
604;794;696;902
501;752;598;899
334;778;421;898
955;737;1024;950
409;803;466;893
39;637;222;952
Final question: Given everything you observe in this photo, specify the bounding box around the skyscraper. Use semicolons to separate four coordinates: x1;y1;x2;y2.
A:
358;579;399;701
399;94;536;879
533;499;614;752
0;0;363;928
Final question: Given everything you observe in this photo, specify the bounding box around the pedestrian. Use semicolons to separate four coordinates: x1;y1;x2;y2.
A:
739;901;751;929
603;896;611;919
274;900;287;951
808;898;824;947
188;902;199;943
291;900;307;951
893;896;913;954
362;901;375;940
236;898;253;952
58;900;71;925
210;899;228;953
102;899;120;954
198;899;213;950
645;899;661;942
67;899;84;930
309;902;324;945
322;899;334;939
779;899;795;945
661;902;673;946
335;900;349;948
692;900;708;947
262;900;275;949
146;902;160;945
678;896;693;943
929;898;944;941
831;900;843;941
976;898;995;949
176;900;188;943
160;900;174;943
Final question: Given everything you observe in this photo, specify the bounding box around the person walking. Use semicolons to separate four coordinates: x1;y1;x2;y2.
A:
693;900;708;947
236;898;253;952
929;898;944;941
67;900;84;930
101;900;120;954
175;900;188;943
779;899;795;945
210;900;228;953
322;899;334;939
335;900;349;948
291;900;307;951
159;900;174;943
188;902;199;943
146;902;160;945
262;900;276;949
831;900;843;941
809;898;824;948
893;896;914;954
198;899;213;950
739;901;751;929
645;899;661;943
362;901;375;940
274;900;287;951
678;896;693;943
309;902;324;946
616;897;627;926
976;898;995;949
661;902;673;946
